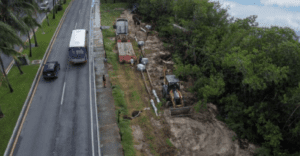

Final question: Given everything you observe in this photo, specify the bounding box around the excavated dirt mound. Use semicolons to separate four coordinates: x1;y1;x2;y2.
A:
164;104;259;156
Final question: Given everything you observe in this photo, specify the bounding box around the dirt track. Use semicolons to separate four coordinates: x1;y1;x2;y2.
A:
117;9;259;156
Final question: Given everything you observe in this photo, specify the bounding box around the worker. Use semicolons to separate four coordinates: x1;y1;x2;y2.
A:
139;56;143;64
103;75;106;88
130;58;134;66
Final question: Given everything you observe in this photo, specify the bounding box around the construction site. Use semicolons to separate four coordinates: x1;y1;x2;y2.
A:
102;6;260;156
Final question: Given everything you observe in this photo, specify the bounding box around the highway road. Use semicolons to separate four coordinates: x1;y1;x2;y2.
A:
11;0;100;155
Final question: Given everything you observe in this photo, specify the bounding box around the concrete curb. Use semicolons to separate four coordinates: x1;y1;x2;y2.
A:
4;0;75;155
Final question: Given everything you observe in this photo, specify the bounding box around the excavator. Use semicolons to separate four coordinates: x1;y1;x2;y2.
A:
162;65;191;116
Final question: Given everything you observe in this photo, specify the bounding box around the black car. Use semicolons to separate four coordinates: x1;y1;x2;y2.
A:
43;61;60;79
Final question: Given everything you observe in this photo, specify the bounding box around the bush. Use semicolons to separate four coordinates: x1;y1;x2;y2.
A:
253;147;272;156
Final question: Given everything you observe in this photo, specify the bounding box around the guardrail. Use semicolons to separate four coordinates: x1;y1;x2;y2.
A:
4;0;75;155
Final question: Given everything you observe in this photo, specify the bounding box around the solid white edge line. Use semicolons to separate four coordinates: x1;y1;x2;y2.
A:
61;82;66;105
94;35;102;156
90;2;101;155
89;18;95;156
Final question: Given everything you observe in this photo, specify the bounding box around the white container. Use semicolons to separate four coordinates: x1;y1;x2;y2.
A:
141;58;148;65
138;41;144;47
137;64;145;71
145;25;152;30
130;58;134;65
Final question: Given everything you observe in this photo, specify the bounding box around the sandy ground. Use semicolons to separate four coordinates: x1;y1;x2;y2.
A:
118;9;259;156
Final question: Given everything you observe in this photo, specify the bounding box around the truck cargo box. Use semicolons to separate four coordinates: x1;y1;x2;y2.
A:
117;41;136;63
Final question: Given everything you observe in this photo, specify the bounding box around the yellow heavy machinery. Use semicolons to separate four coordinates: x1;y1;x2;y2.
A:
162;66;191;116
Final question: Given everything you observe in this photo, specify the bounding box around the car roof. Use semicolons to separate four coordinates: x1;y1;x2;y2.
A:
46;63;55;70
44;62;58;71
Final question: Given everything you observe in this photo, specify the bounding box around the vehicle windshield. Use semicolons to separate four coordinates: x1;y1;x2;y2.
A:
70;48;85;56
43;71;54;74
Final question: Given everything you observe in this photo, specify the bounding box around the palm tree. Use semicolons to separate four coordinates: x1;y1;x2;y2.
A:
0;0;40;74
0;0;38;54
22;16;34;57
22;15;42;47
24;0;43;47
0;21;25;92
14;0;40;18
0;56;13;92
0;0;39;32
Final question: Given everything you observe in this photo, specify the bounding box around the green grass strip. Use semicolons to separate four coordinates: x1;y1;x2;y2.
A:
100;2;136;155
112;86;135;156
0;0;73;155
0;65;39;155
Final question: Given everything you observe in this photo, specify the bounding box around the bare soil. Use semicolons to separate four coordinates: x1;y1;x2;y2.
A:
114;9;259;156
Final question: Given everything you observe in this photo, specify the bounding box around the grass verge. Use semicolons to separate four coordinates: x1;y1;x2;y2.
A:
0;0;72;155
112;85;135;156
101;2;165;156
100;2;136;156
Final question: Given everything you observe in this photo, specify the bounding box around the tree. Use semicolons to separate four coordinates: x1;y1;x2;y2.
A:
21;16;35;57
0;0;39;31
0;21;25;77
0;0;29;39
22;15;42;47
0;56;13;92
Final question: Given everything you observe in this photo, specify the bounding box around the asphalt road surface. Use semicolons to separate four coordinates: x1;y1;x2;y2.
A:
12;0;100;155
